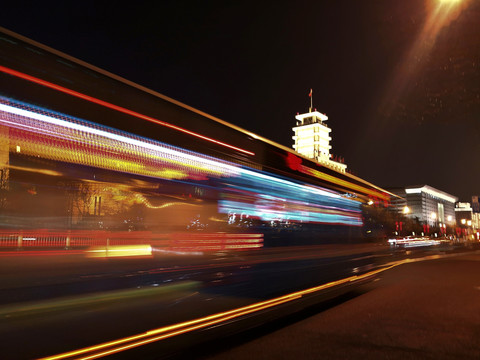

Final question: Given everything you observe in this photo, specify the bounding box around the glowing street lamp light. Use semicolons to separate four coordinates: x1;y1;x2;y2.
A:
403;206;410;215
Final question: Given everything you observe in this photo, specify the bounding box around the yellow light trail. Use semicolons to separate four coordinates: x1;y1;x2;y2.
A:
41;253;461;360
40;267;391;359
303;166;390;201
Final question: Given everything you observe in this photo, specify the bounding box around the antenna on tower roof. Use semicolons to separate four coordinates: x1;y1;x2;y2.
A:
308;88;313;112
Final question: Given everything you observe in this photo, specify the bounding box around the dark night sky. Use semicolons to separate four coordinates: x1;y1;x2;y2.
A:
1;1;479;200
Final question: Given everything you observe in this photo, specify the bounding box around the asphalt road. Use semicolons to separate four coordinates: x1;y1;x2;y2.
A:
0;243;388;359
200;252;480;360
1;243;477;359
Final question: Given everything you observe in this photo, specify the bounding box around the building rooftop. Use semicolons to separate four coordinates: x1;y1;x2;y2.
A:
295;111;328;122
405;185;458;204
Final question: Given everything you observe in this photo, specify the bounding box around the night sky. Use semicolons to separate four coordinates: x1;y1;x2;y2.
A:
1;1;479;201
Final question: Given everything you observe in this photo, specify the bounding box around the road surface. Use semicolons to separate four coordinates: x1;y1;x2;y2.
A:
201;251;480;360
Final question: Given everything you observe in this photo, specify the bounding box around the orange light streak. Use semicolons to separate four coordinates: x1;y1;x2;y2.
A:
79;297;299;360
41;263;400;360
302;166;390;201
0;65;254;156
41;296;298;360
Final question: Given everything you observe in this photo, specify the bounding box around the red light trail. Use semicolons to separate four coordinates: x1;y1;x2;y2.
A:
0;65;255;156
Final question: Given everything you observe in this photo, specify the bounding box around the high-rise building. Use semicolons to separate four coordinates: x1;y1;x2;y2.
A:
389;185;457;227
292;110;346;173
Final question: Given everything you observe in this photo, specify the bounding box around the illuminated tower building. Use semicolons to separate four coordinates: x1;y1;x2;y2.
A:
292;109;347;173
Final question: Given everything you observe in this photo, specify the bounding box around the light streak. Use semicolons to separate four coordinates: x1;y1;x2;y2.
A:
0;250;85;257
285;153;390;201
86;245;153;258
41;296;298;360
169;233;264;252
0;229;263;252
41;263;399;360
218;169;363;225
1;97;367;227
6;164;63;177
0;102;237;173
301;166;389;201
0;99;242;180
134;194;201;209
0;65;255;156
218;199;362;226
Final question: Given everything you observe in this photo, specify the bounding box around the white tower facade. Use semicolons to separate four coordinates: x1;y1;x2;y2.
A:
292;110;347;173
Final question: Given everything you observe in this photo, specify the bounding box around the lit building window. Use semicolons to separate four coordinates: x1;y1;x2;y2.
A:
292;110;346;173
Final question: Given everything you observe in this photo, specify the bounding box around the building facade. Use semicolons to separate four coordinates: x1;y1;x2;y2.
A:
472;196;480;213
455;201;480;240
473;196;480;232
455;202;473;226
389;185;457;228
292;110;346;173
